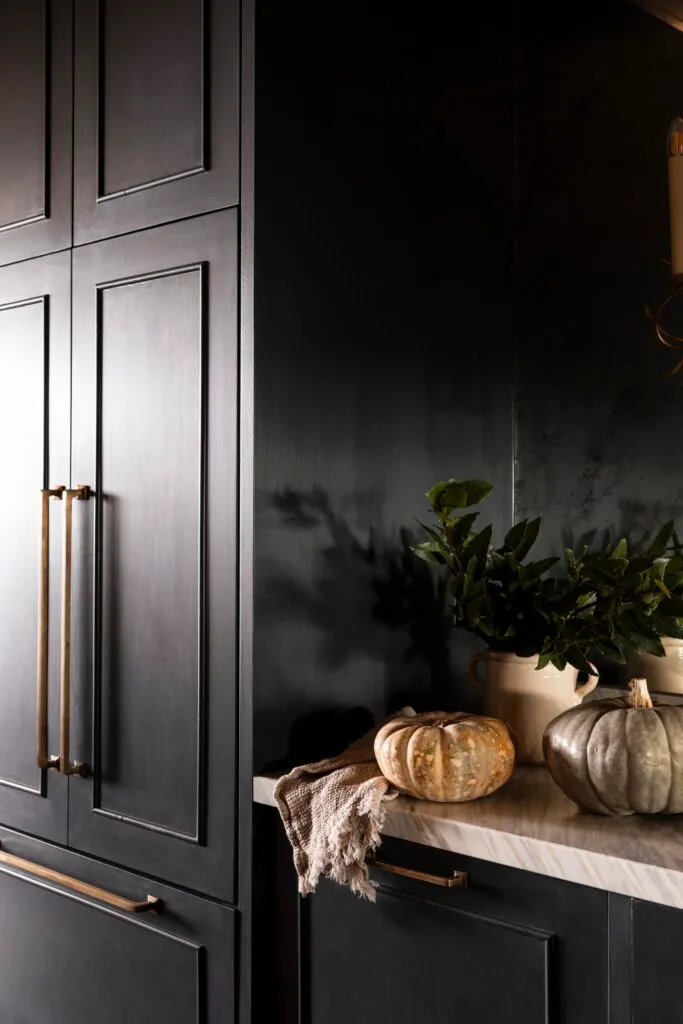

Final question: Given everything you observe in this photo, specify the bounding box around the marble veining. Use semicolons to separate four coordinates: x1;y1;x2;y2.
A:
254;768;683;909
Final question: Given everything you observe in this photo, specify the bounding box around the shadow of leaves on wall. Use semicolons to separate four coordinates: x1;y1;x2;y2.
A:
257;487;459;768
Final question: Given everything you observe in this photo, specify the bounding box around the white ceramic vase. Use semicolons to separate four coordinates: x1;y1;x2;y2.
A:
468;650;598;766
627;637;683;695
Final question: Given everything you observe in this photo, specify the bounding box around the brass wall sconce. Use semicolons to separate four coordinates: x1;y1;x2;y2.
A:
649;117;683;374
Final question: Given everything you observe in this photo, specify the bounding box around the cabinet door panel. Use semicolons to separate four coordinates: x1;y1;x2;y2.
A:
0;826;234;1024
74;0;239;244
0;254;70;842
0;0;72;265
70;212;238;901
306;878;551;1024
633;899;683;1023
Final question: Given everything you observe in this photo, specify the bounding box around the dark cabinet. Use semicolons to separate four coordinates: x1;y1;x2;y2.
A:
65;210;239;900
256;816;610;1024
73;0;240;245
307;841;608;1024
630;898;683;1023
0;1;245;1020
0;826;234;1024
0;0;72;265
0;253;70;843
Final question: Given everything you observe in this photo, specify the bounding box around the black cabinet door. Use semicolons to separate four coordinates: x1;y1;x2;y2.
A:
632;898;683;1023
0;826;234;1024
73;0;239;245
0;253;70;843
68;211;238;901
260;830;609;1024
0;0;72;265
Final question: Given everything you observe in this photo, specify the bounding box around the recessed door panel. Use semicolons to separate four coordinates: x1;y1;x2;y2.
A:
74;0;239;243
0;0;72;265
70;212;238;900
98;269;202;837
0;827;234;1024
0;254;70;842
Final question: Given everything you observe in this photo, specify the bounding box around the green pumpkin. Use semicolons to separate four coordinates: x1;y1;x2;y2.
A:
543;679;683;816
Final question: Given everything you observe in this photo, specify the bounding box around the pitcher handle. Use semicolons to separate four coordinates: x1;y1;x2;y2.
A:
576;663;599;700
468;652;488;689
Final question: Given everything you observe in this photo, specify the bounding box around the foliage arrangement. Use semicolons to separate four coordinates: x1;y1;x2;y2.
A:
413;478;683;673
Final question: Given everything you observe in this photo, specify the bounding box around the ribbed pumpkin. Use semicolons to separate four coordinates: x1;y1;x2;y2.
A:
374;712;516;802
543;678;683;816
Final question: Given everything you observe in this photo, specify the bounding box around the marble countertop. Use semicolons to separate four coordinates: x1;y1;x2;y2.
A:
254;768;683;909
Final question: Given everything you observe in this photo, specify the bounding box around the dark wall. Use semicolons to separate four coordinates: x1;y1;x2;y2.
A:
516;0;683;554
253;1;683;769
253;4;515;769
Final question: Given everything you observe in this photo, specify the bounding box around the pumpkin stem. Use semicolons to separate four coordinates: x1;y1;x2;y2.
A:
628;677;654;709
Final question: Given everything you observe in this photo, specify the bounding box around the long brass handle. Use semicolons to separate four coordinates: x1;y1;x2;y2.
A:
59;485;92;777
0;847;162;914
37;486;65;771
370;859;468;888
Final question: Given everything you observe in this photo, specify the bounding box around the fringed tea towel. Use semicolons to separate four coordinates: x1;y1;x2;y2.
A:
274;709;414;901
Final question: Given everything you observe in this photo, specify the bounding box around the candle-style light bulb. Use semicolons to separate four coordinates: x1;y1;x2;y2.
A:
668;117;683;278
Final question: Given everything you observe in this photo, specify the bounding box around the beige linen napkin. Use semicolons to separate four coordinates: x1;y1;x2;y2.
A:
274;709;415;901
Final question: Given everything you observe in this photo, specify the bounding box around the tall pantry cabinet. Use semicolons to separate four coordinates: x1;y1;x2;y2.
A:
0;2;251;1022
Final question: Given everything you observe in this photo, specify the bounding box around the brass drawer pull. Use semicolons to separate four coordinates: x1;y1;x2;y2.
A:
0;848;162;914
37;486;65;771
371;859;468;888
59;485;92;777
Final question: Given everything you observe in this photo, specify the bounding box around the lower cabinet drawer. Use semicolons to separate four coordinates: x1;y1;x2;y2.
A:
0;826;234;1024
303;838;608;1024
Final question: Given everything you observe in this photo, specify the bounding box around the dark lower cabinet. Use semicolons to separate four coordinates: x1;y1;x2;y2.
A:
308;841;607;1024
0;826;234;1024
256;812;609;1024
631;899;683;1024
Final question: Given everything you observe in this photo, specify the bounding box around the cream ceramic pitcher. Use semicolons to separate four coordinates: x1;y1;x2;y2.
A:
468;651;598;766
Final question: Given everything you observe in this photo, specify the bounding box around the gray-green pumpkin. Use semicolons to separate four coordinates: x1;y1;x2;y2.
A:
543;679;683;816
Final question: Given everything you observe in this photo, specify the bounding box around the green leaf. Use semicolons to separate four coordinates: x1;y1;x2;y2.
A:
648;521;675;558
612;538;628;560
426;478;493;515
595;638;627;664
445;513;478;548
502;520;527;553
564;646;596;675
516;518;542;560
411;542;445;565
462;523;493;566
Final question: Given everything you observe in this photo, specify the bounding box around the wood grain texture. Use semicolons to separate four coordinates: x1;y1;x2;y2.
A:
69;211;238;900
0;825;234;1024
295;835;607;1024
238;0;255;1020
74;0;239;243
0;0;72;265
632;898;683;1022
253;1;516;772
0;253;70;843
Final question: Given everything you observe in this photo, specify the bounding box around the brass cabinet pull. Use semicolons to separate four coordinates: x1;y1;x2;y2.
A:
37;486;65;771
59;485;92;777
370;859;468;888
0;847;162;914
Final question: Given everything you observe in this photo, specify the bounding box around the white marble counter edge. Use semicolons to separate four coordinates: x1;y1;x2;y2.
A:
253;775;683;910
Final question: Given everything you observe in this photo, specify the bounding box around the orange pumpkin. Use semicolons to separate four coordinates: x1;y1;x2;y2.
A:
374;712;515;802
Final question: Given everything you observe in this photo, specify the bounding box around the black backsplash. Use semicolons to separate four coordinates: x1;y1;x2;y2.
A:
254;1;683;768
